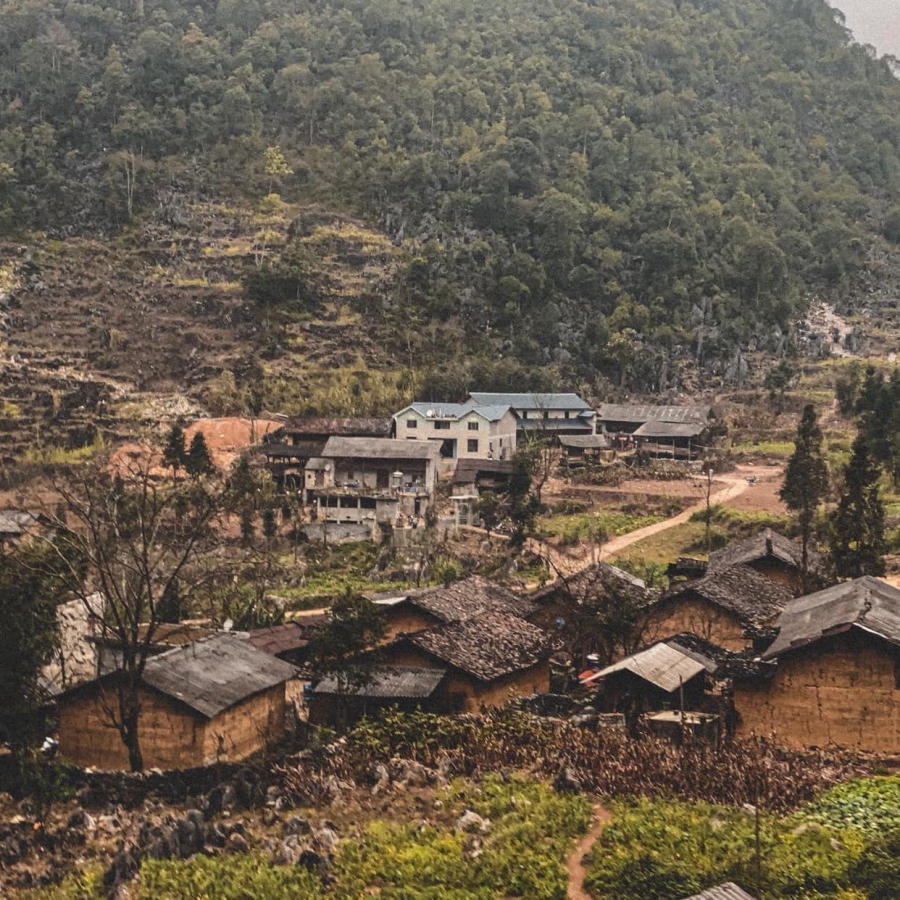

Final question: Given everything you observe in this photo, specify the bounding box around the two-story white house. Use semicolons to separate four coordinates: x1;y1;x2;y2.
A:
392;402;518;461
467;392;595;436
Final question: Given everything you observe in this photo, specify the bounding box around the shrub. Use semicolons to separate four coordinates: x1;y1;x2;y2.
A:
794;776;900;837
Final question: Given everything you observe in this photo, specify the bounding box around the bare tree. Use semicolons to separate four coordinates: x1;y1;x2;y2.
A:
39;457;228;770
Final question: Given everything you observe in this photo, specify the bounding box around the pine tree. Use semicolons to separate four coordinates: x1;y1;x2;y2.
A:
162;424;187;480
831;425;887;578
780;404;828;589
185;432;213;477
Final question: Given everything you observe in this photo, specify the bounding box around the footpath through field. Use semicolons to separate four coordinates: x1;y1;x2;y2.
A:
526;464;783;578
566;804;612;899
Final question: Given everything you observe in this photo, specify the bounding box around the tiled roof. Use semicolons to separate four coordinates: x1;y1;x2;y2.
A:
597;403;711;424
321;436;441;460
660;565;792;630
383;576;536;624
141;634;297;718
532;561;651;604
708;529;825;576
248;619;326;657
763;576;900;659
313;666;446;698
468;392;592;411
278;417;392;437
406;612;552;681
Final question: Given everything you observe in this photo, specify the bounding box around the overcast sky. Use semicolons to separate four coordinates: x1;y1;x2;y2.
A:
832;1;900;58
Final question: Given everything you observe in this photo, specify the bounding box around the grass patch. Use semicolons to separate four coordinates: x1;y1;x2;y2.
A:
0;399;20;418
608;520;710;565
731;439;795;456
537;509;664;546
22;433;105;465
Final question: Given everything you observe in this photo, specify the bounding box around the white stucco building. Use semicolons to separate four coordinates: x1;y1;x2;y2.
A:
392;402;518;461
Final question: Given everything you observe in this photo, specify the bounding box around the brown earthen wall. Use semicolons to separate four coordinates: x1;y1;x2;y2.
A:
201;687;286;765
748;560;803;595
642;597;749;651
734;633;900;753
381;610;439;643
59;686;202;770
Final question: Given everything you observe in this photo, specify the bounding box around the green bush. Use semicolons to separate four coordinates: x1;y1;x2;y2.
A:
794;776;900;837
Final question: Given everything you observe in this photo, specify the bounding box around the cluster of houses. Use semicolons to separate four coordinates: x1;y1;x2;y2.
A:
48;524;900;769
260;392;718;532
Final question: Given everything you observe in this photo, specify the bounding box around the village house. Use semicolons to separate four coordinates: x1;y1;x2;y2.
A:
370;575;537;642
392;402;517;462
707;528;828;595
380;611;553;712
467;391;596;436
91;621;216;677
529;561;654;664
57;634;297;770
308;666;449;726
0;509;46;546
733;576;900;753
449;459;515;526
558;433;613;465
643;565;793;652
595;402;714;435
261;416;393;492
305;436;441;527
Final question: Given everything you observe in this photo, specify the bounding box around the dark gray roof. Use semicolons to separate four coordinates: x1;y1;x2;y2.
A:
660;565;793;631
763;576;900;659
313;666;446;698
708;529;825;576
278;417;392;437
451;458;514;484
684;883;756;900
321;436;441;461
469;392;592;411
141;634;297;718
385;576;537;624
597;403;711;425
559;434;612;449
532;561;651;605
405;612;552;681
633;420;705;439
518;418;594;432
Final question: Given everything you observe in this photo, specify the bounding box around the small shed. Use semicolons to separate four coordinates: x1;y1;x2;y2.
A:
631;420;706;460
683;883;756;900
308;666;448;726
57;634;297;770
558;434;613;464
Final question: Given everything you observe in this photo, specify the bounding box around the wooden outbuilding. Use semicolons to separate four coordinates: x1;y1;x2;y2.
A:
707;528;828;595
643;564;792;652
733;576;900;753
57;634;297;770
381;611;553;712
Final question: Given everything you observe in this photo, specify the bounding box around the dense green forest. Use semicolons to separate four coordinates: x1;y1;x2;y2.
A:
2;0;900;387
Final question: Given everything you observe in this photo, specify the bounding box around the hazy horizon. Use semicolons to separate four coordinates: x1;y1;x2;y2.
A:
832;0;900;58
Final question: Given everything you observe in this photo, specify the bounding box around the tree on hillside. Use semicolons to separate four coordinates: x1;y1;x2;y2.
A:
780;404;828;589
831;425;887;579
186;431;214;478
162;424;187;481
40;459;228;770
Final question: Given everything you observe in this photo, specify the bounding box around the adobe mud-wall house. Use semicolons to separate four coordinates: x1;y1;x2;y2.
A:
393;402;517;462
733;577;900;753
643;564;792;652
467;391;596;437
708;529;828;595
371;576;537;643
58;634;296;770
380;611;553;712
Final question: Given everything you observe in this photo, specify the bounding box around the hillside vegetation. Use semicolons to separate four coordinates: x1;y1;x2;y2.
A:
2;0;900;396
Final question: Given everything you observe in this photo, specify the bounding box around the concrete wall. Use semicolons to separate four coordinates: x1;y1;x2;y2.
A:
394;410;517;460
734;631;900;753
642;596;751;651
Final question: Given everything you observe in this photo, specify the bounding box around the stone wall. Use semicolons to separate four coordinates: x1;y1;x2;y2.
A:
42;594;103;693
734;630;900;753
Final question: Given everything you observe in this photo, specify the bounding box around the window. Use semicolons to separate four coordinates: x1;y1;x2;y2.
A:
564;411;570;419
467;439;479;453
434;421;450;430
407;419;417;428
468;421;479;431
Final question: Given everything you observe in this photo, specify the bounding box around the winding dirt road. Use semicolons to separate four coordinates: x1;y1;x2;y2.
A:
566;805;612;899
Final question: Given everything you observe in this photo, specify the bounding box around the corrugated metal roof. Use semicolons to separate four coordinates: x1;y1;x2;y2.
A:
518;418;594;432
597;403;711;424
633;420;705;438
469;392;592;411
142;634;297;719
684;883;756;900
321;436;441;460
584;642;707;693
313;666;446;698
763;576;900;659
559;434;612;448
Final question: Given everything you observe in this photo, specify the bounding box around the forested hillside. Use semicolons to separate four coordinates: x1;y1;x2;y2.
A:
2;0;900;391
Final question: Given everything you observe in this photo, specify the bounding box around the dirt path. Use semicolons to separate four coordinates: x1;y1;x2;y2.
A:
528;464;783;577
566;805;612;899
